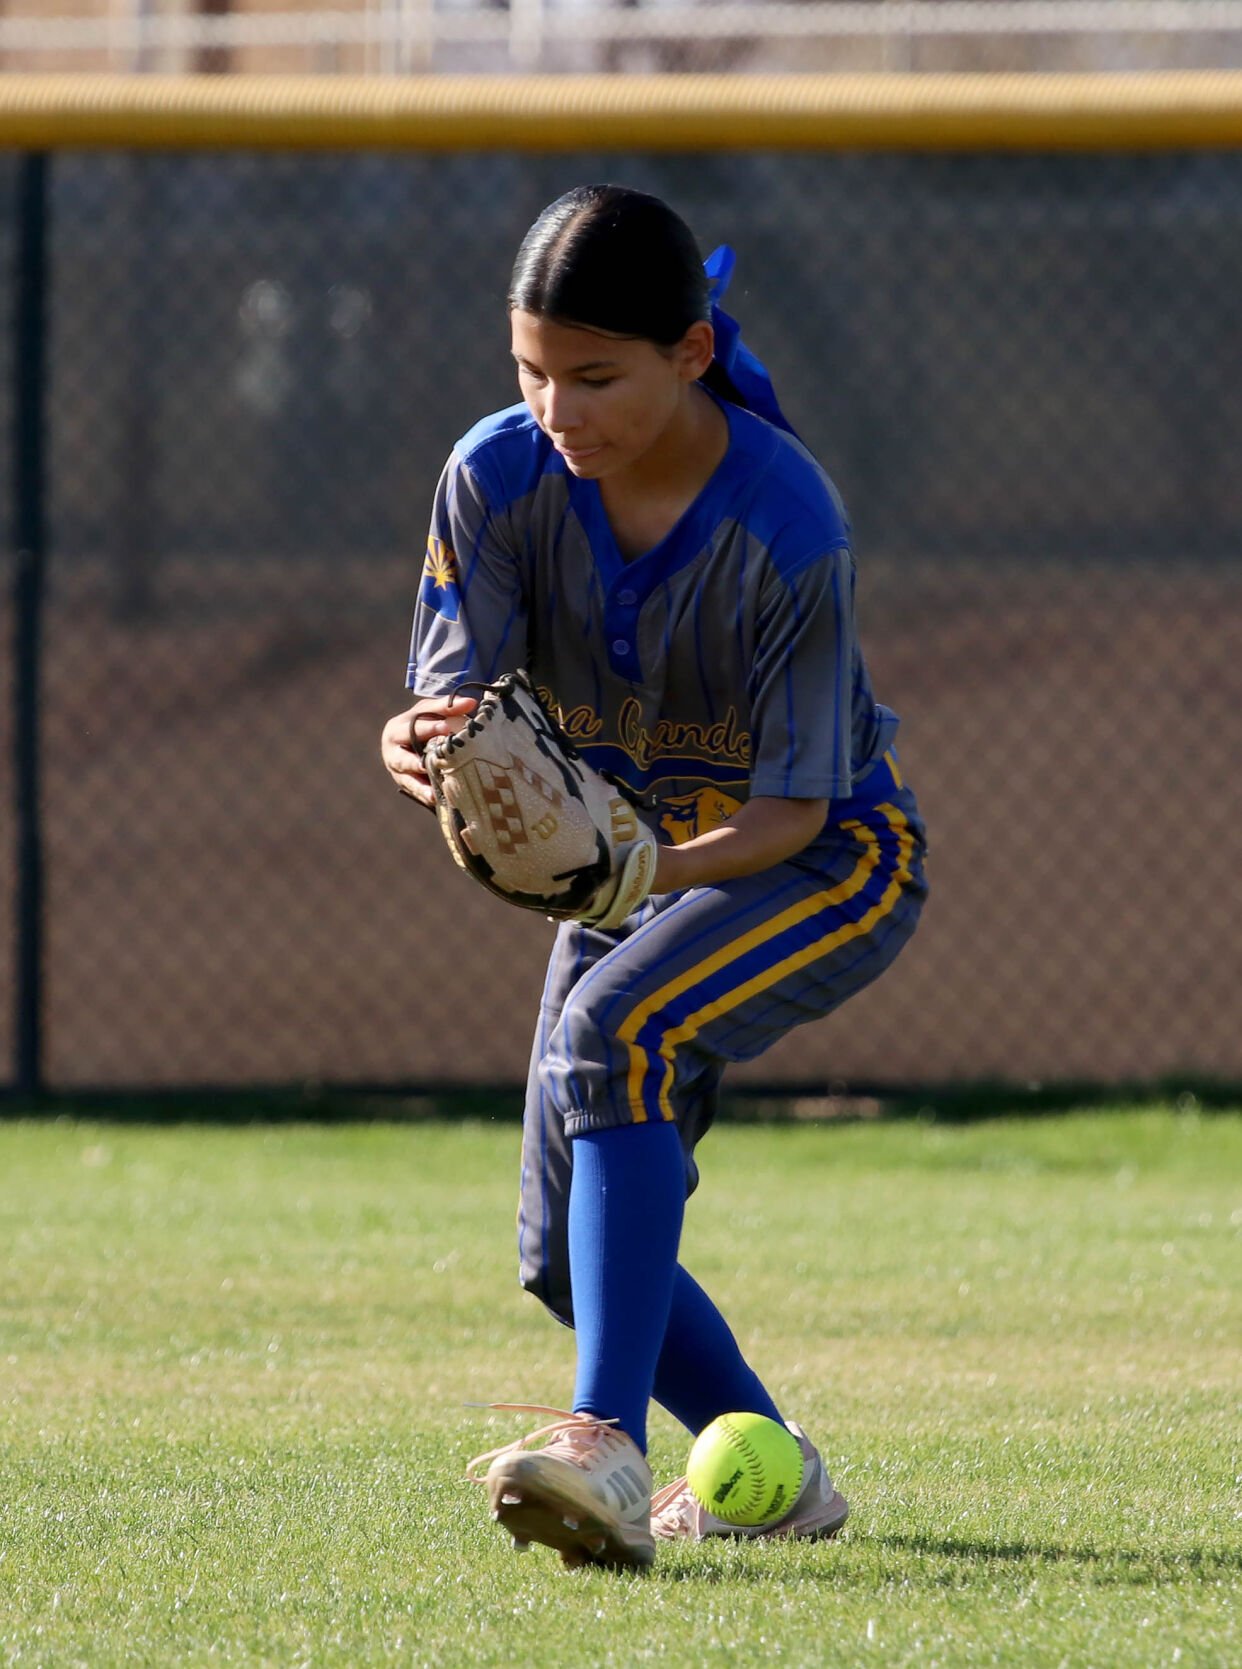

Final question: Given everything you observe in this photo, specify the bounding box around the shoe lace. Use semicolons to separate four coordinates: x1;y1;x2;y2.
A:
464;1403;623;1483
649;1475;702;1532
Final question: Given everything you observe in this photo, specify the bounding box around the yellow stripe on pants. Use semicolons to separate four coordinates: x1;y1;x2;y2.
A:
618;803;914;1122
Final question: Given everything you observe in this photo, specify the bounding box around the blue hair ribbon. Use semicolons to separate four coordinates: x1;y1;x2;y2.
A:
704;244;800;441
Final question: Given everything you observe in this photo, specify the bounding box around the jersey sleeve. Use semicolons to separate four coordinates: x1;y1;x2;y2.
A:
405;450;528;695
748;545;859;801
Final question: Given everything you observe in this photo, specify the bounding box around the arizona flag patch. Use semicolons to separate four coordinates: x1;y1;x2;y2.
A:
419;537;461;621
660;787;743;844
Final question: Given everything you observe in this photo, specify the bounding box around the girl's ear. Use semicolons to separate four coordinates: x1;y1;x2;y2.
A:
674;319;716;383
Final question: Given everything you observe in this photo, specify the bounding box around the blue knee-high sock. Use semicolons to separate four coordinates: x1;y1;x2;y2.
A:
568;1121;687;1455
653;1265;784;1436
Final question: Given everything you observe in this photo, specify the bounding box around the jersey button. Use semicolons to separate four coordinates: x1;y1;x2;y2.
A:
616;588;637;606
611;638;630;656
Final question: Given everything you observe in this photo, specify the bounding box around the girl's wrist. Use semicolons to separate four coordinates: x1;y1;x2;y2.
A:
652;842;688;896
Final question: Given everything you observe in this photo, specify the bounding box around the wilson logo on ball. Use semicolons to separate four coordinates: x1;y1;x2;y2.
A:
713;1467;744;1505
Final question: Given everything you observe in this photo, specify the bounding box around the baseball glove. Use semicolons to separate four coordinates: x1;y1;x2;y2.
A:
423;670;659;929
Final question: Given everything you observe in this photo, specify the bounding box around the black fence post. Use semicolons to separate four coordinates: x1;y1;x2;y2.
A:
11;152;49;1101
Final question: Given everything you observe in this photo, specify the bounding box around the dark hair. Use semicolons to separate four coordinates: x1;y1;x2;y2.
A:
509;184;708;346
509;184;744;406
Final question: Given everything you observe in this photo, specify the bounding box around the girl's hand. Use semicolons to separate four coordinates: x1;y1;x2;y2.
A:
380;694;478;809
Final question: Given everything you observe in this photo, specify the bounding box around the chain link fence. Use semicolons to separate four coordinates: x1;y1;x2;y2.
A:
3;144;1241;1095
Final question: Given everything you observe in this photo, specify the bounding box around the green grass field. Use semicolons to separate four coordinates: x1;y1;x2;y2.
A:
1;1107;1238;1668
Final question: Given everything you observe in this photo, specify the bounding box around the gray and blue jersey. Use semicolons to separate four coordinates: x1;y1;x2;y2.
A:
407;395;904;852
404;394;927;1309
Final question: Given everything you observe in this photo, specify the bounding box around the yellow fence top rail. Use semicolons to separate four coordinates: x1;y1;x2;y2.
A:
2;72;1242;152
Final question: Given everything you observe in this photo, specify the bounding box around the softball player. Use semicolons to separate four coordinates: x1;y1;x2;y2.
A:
382;185;928;1570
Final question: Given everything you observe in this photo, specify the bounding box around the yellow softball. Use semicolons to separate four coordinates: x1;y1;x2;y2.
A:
685;1412;804;1527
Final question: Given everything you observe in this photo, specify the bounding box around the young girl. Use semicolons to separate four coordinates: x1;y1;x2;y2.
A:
381;184;928;1571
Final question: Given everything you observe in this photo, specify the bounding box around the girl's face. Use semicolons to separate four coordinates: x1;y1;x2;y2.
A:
510;310;714;479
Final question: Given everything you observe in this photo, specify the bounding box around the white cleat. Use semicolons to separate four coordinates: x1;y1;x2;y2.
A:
468;1403;655;1570
652;1421;849;1544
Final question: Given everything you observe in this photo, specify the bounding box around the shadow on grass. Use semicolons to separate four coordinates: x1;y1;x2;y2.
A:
879;1533;1242;1582
651;1534;1241;1586
2;1076;1240;1125
0;1086;528;1125
725;1078;1242;1125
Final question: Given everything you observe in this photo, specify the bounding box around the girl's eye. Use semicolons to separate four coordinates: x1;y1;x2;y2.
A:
517;367;614;390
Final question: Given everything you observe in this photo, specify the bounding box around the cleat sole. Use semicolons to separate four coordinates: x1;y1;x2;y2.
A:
485;1455;654;1571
